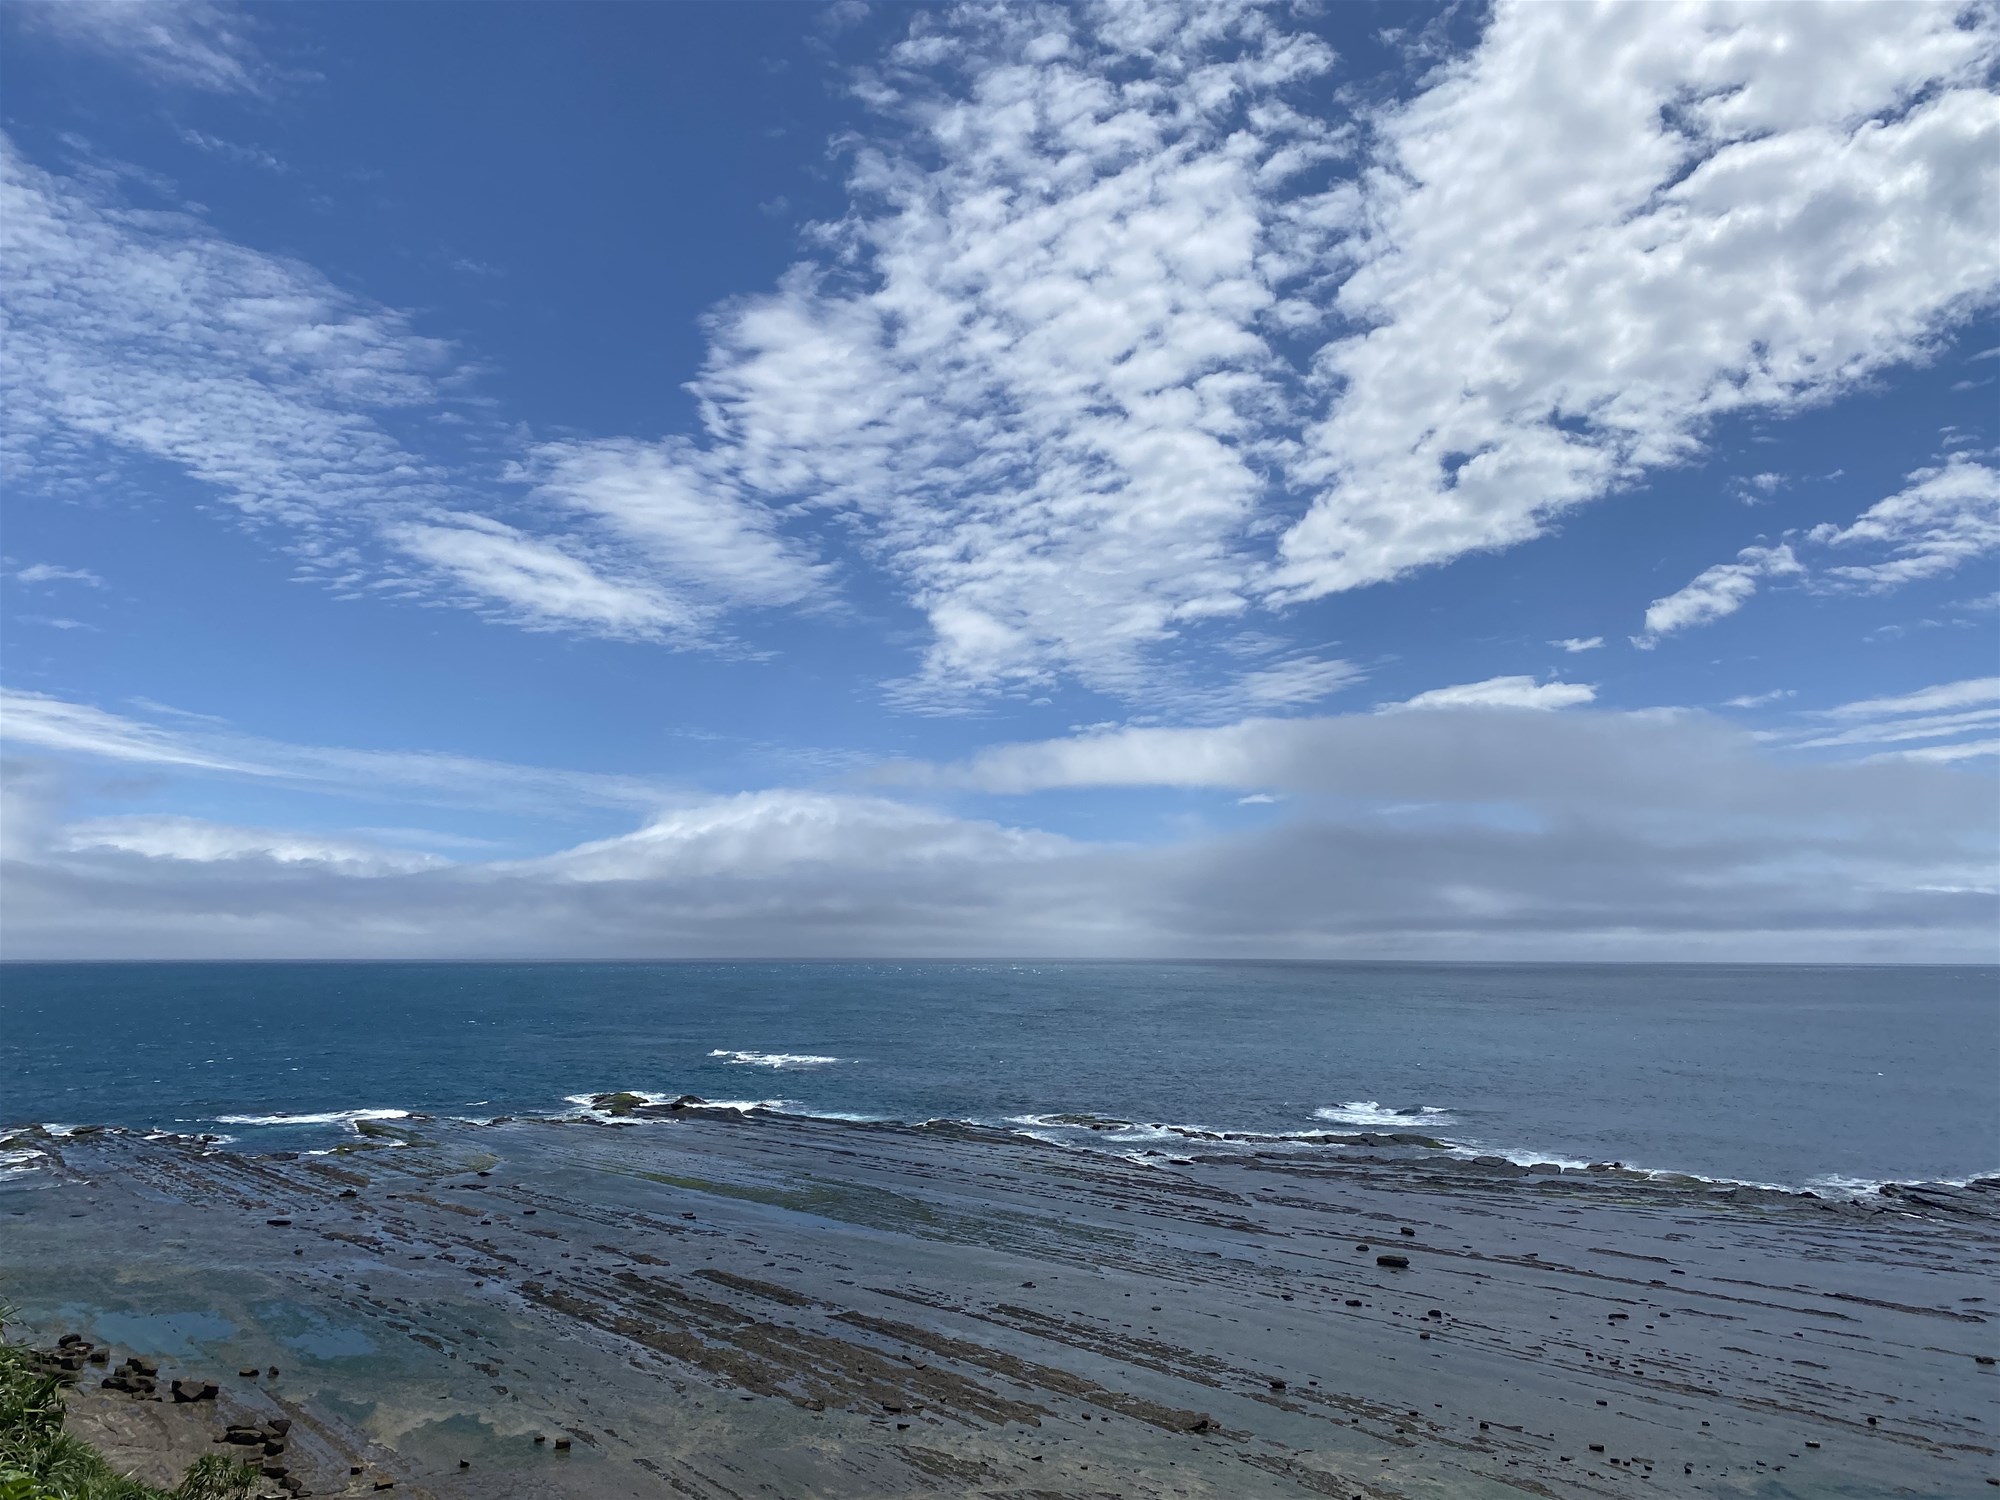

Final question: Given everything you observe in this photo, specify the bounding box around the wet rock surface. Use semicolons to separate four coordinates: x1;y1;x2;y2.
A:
4;1112;1996;1498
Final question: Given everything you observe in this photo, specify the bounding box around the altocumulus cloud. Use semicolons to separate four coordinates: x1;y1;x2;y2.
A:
2;691;1992;961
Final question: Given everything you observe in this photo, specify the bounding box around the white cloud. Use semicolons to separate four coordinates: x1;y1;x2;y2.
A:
518;439;828;612
527;790;1072;883
1810;456;2000;590
1724;688;1794;709
631;1;1345;704
1638;543;1803;643
59;815;446;873
1647;459;2000;640
0;689;670;816
1550;636;1603;654
1271;1;2000;601
16;0;267;94
8;4;1997;709
588;1;1996;703
384;515;692;638
1383;675;1595;712
13;563;104;586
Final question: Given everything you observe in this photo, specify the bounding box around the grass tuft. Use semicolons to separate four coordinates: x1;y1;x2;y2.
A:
0;1316;257;1500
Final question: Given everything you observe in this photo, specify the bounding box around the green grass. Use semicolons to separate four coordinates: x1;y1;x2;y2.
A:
0;1321;257;1500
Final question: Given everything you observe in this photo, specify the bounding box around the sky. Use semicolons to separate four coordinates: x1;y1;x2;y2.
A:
0;0;1996;961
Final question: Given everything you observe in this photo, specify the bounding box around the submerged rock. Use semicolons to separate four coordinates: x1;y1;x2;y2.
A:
589;1092;649;1117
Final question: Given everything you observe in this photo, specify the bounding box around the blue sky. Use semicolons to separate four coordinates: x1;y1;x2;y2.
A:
1;0;1995;959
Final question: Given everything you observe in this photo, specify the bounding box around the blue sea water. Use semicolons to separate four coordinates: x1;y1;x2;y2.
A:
2;961;1994;1191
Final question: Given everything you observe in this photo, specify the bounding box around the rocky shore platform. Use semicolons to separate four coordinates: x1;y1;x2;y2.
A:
3;1106;1995;1499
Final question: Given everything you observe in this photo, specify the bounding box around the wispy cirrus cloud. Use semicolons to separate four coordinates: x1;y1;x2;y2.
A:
0;689;671;816
1382;675;1595;713
12;563;104;586
1788;676;2000;759
13;0;268;94
0;133;825;649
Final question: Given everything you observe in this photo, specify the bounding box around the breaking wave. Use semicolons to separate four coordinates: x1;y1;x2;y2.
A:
213;1109;412;1127
709;1050;842;1069
1313;1100;1456;1128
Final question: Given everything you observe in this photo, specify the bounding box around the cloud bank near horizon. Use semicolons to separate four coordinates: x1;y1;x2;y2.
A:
4;685;1992;962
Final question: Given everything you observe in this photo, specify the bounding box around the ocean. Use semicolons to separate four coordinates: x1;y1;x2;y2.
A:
3;960;1993;1192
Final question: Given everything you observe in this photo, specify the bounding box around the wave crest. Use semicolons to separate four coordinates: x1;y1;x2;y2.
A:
709;1050;841;1069
1313;1100;1455;1127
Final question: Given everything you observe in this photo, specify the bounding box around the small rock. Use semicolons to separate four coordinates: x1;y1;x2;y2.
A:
267;1219;292;1227
240;1367;260;1378
1400;1227;1416;1237
553;1439;571;1452
1376;1254;1410;1269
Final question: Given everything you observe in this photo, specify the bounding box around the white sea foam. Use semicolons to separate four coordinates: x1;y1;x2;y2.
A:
708;1050;841;1069
1312;1100;1456;1128
213;1109;411;1127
